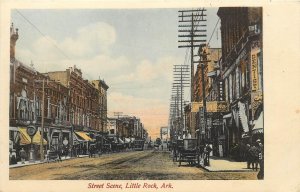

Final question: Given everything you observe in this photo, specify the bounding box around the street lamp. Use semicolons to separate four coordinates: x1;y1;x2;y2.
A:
26;125;37;162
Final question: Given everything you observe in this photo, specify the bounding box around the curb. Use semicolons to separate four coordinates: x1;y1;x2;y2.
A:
9;155;88;169
199;164;257;172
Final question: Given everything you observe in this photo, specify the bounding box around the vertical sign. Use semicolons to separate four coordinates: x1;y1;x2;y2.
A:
251;41;260;91
218;80;224;101
199;107;205;134
207;117;212;130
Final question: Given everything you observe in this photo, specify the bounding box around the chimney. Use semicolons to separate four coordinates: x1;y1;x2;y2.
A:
10;23;19;60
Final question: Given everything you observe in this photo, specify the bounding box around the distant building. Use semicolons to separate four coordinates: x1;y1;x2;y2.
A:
160;126;170;141
46;66;109;133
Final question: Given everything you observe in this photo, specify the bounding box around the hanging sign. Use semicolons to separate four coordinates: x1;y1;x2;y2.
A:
251;41;260;91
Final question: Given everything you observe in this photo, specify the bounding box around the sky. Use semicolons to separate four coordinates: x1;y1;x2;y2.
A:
11;8;221;138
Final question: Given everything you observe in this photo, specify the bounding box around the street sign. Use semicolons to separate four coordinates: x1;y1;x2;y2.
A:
199;107;205;134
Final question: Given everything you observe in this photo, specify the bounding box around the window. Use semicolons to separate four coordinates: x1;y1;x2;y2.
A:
110;129;115;134
229;74;233;103
236;67;240;98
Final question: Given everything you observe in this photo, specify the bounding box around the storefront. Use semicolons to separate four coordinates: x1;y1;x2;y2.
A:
74;131;93;155
11;127;48;161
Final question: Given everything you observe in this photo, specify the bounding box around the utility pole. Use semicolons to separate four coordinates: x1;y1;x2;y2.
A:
40;79;45;161
114;112;123;137
172;65;189;137
199;44;210;142
35;79;56;161
178;8;207;102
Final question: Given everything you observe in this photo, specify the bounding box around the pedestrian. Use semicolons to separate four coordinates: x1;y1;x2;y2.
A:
89;145;93;158
161;144;164;151
249;143;259;171
56;148;62;162
11;149;17;164
64;147;68;159
46;149;51;163
204;144;212;166
245;144;252;169
257;140;264;179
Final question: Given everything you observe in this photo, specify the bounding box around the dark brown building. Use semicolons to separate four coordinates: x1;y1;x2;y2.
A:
46;66;109;134
10;49;71;161
217;7;263;158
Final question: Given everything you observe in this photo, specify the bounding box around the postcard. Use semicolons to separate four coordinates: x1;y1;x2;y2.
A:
1;0;299;192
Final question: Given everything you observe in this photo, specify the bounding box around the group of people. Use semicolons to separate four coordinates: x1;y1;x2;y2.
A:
88;144;97;158
244;139;264;179
199;144;212;166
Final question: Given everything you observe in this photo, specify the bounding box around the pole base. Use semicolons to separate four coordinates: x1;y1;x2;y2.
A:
29;149;35;163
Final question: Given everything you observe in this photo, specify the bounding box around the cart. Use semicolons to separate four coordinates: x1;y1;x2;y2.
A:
172;139;183;162
133;139;145;151
178;139;199;166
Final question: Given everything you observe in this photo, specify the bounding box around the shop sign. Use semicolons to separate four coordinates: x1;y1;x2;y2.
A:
207;118;212;129
218;81;224;101
251;41;260;91
206;101;229;113
199;107;205;134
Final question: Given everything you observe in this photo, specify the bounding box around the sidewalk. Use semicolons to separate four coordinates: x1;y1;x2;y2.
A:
199;156;258;172
9;155;88;169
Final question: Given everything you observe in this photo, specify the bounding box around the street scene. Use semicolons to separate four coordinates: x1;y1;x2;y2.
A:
10;149;257;180
9;7;263;180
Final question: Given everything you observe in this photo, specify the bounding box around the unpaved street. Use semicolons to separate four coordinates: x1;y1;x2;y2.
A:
10;150;257;180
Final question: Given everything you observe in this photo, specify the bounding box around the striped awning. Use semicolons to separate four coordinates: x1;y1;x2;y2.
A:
75;131;93;141
19;127;47;145
252;112;263;134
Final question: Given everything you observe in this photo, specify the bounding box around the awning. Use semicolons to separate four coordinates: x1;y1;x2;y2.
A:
75;131;93;141
238;102;249;132
252;112;263;134
73;133;84;144
19;127;47;145
118;138;124;144
124;138;131;143
223;113;232;119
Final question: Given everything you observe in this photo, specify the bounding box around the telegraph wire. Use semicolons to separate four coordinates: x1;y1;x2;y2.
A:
15;9;71;60
207;18;220;46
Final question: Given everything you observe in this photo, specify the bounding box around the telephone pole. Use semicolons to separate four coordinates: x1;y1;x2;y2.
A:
199;44;210;141
168;64;189;139
114;112;123;137
178;8;207;102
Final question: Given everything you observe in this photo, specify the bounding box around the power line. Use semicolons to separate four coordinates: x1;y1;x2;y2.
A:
207;18;220;46
15;9;71;60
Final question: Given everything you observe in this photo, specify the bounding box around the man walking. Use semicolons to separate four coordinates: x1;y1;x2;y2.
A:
245;144;252;169
204;144;212;166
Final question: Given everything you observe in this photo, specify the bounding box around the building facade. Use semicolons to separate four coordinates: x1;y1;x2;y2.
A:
217;7;263;158
9;23;110;161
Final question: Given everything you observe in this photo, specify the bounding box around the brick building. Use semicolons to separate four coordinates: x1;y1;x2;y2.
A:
185;48;222;140
46;67;109;134
9;23;72;160
217;7;263;158
9;23;110;161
